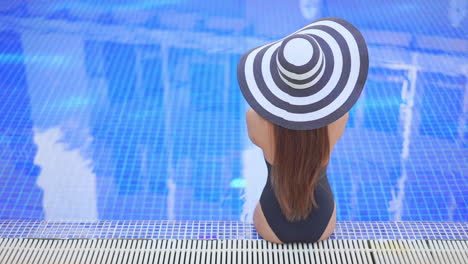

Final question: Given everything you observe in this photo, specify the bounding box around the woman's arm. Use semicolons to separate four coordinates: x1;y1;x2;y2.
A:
328;112;349;147
246;108;258;144
246;108;271;148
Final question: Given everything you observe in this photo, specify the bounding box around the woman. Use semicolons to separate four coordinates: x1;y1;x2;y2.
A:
237;17;368;243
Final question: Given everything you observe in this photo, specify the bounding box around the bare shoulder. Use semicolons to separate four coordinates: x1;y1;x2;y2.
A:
327;112;349;147
246;109;272;148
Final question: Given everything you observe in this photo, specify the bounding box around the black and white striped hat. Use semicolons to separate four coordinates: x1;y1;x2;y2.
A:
238;17;369;130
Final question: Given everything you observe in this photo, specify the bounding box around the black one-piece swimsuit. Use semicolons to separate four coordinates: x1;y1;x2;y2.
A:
259;159;335;243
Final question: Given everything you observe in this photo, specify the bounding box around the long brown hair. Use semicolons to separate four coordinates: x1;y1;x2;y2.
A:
270;123;330;222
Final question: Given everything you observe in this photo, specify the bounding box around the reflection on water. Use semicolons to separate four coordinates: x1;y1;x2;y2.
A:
240;146;267;223
34;126;98;220
449;0;467;27
0;0;466;222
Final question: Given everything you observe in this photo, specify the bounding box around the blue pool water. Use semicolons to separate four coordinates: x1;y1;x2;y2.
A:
0;0;466;224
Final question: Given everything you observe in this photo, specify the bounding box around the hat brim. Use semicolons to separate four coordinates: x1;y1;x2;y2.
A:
237;17;369;130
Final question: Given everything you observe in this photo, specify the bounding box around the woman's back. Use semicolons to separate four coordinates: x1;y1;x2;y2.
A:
247;108;348;243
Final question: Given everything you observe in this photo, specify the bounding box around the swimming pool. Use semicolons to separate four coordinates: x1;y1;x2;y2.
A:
0;0;466;239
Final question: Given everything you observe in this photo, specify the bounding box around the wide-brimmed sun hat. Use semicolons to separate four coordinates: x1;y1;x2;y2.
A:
238;17;369;130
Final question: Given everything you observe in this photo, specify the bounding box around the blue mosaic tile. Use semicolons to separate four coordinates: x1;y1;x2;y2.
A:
0;220;466;240
0;0;466;228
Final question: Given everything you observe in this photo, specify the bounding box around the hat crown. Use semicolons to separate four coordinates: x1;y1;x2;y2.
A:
282;37;313;67
276;34;324;88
